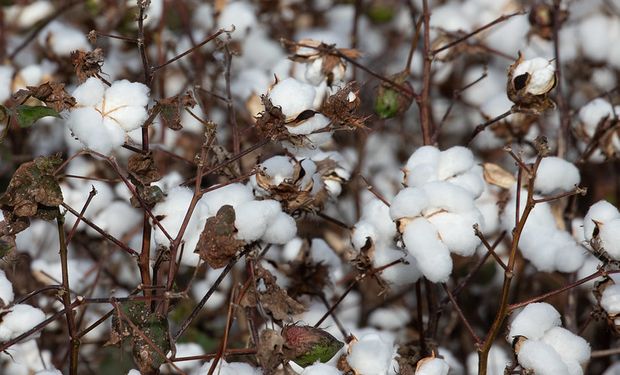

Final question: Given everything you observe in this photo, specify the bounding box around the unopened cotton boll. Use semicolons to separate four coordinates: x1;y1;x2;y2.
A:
415;357;450;375
583;200;620;242
268;78;317;121
0;304;46;341
508;303;561;341
402;218;452;283
347;333;396;375
534;157;580;194
302;363;342;374
517;340;569;375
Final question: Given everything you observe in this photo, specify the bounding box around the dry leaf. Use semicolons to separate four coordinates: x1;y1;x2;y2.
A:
482;162;516;188
194;205;245;268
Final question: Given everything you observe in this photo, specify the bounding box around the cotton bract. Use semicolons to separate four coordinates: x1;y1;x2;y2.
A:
66;78;150;155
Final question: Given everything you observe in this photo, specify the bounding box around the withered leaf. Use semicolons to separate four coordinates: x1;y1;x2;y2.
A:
0;155;63;221
252;266;305;321
255;95;287;140
71;48;104;83
13;81;76;112
257;329;286;374
128;152;161;185
194;205;245;268
154;91;196;131
482;162;516;189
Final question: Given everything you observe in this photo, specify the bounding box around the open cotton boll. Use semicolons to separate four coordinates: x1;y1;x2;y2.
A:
508;303;561;341
6;1;54;29
231;68;270;100
0;270;14;306
373;245;421;286
196;359;261;375
578;98;614;135
234;199;282;241
302;363;342;375
217;1;256;39
257;155;296;186
405;163;439;187
415;358;449;375
541;327;591;366
166;343;204;372
390;187;428;220
513;57;556;96
67;107;123;155
268;78;316;120
368;307;410;330
347;333;396;375
447;169;485;198
261;211;297;244
0;65;14;103
422;182;476;214
286;113;330;135
552;234;586;273
601;284;620;315
599;219;620;258
35;369;63;375
466;346;509;375
534;157;580;194
578;15;610;63
201;183;254;216
437;146;475;180
0;304;46;341
72;75;105;106
352;220;377;251
402;218;452;283
38;21;89;56
517;340;569;375
583;201;620;242
427;211;481;256
361;198;396;240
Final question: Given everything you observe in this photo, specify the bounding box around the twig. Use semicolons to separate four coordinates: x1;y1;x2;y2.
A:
441;283;481;345
419;0;433;145
468;108;513;145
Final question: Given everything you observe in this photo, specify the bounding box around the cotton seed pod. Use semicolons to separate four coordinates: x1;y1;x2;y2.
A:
282;325;344;367
374;71;414;119
506;53;556;111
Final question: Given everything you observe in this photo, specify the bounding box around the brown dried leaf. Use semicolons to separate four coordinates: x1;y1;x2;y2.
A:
257;329;286;375
128;152;161;185
0;155;63;221
71;48;105;83
482;162;516;189
254;266;305;321
322;82;368;130
255;95;288;140
154;91;197;131
13;82;76;112
194;205;245;268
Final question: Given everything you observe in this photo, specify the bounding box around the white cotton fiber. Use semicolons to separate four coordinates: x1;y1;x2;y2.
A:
302;363;342;375
39;21;89;56
72;77;105;106
578;98;614;134
534;157;580;195
405;146;441;171
428;211;480;257
259;155;296;186
352;220;377;250
402;218;452;283
541;327;591;365
437;146;475;180
517;340;569;375
67;107;118;155
578;15;610;63
599;219;620;259
466;345;510;375
234;200;281;242
447;169;485;198
196;359;260;375
261;212;297;244
422;182;475;213
0;270;14;306
171;342;204;372
86;201;141;239
347;333;395;375
201;183;254;216
268;78;316;120
389;187;429;220
406;164;439;187
217;1;256;38
368;307;410;330
0;304;46;341
361;198;396;240
601;284;620;315
373;245;421;286
415;358;450;375
286;113;330;135
553;237;586;273
509;303;561;341
583;201;620;241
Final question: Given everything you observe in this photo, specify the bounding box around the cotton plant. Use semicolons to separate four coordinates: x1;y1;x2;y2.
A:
501;157;586;273
466;346;510;375
508;303;590;375
65;77;150;155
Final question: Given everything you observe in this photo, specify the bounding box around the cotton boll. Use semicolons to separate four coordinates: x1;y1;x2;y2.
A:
405;146;441;171
534;157;580;194
422;182;476;214
405;163;439;187
402;218;452;283
73;78;105;106
508;303;561;341
231;68;270;100
361;198;396;240
583;201;620;242
286;113;330;135
0;304;46;341
601;284;620;315
67;107;115;154
196;359;261;375
428;211;481;256
578;98;614;135
541;327;591;366
202;183;254;216
390;187;429;220
347;333;396;375
86;201;141;239
39;21;89;56
553;237;586;273
7;1;54;29
373;245;421;286
437;146;475;180
104;80;150;111
268;78;316;120
352;220;377;251
415;358;449;375
447;170;485;198
0;65;14;103
166;343;204;372
128;370;140;375
217;2;256;40
512;58;556;96
0;270;14;306
517;340;569;375
368;307;410;330
235;200;281;242
261;212;297;244
302;363;342;375
438;348;464;375
599;219;620;259
578;15;610;62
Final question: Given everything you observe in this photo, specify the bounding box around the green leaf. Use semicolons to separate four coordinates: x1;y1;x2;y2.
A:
15;105;60;128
